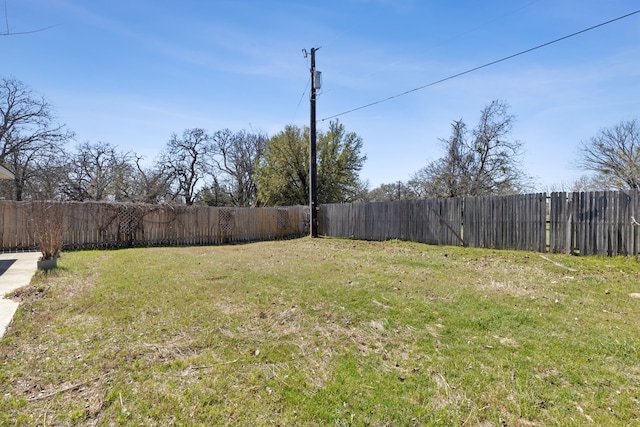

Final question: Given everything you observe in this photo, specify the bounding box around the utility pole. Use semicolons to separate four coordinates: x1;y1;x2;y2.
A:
304;47;321;237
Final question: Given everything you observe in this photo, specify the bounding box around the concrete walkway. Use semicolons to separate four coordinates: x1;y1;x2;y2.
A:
0;252;41;339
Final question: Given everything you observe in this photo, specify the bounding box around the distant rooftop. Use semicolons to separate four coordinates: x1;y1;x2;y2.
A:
0;166;14;180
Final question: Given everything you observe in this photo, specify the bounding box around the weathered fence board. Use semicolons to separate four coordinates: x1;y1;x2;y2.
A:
0;201;308;252
549;192;570;254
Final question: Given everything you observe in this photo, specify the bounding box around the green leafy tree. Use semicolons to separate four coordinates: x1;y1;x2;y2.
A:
256;125;308;206
368;181;417;202
256;121;367;206
198;179;233;207
317;121;368;204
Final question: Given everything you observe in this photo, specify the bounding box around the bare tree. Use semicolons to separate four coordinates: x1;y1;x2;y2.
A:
0;77;73;200
542;175;615;194
114;156;171;204
0;140;65;200
412;100;530;198
211;129;267;207
576;119;640;190
410;120;472;198
61;141;132;201
26;152;69;200
159;128;212;205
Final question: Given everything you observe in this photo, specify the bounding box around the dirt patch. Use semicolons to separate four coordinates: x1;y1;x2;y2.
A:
479;280;535;297
6;284;48;303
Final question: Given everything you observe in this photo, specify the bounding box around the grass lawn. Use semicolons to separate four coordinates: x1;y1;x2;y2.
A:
1;237;639;426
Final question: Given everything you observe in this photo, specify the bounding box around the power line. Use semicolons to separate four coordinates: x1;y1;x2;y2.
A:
290;76;310;123
0;24;57;35
320;9;640;122
1;0;58;36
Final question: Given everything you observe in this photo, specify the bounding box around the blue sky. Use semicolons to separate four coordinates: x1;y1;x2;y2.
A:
3;0;639;190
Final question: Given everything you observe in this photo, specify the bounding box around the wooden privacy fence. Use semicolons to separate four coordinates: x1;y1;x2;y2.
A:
320;198;465;246
1;191;638;256
0;201;309;252
464;193;547;252
319;191;640;256
549;191;640;256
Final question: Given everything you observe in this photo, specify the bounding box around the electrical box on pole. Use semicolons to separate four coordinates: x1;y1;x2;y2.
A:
313;71;322;90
